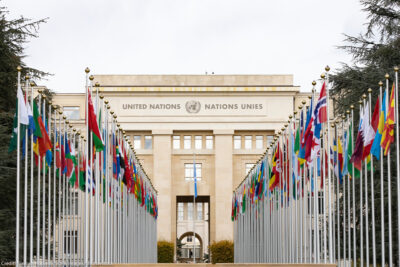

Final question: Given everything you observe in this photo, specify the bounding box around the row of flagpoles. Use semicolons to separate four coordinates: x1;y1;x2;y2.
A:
11;67;158;266
232;65;400;266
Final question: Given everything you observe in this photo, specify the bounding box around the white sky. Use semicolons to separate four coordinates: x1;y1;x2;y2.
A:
4;0;366;93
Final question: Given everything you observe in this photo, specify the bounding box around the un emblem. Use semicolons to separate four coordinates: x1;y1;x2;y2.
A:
185;100;201;113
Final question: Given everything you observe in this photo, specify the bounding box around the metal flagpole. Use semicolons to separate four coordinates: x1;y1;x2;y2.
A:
29;80;34;265
359;101;364;267
350;104;356;267
47;100;52;265
52;105;57;264
341;117;346;267
363;94;369;267
15;66;22;267
346;111;351;267
385;74;393;267
22;76;28;266
84;67;90;267
42;95;46;266
334;121;340;267
368;88;377;267
324;67;333;263
193;152;196;263
394;66;400;267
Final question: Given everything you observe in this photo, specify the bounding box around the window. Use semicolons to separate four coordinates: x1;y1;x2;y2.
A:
184;136;191;149
205;136;213;149
144;136;152;149
266;135;273;147
234;136;241;149
308;192;324;215
184;163;202;181
187;203;193;220
64;230;78;254
256;136;263;149
63;106;80;120
245;163;255;176
173;136;180;149
133;136;141;149
66;191;79;215
178;203;184;221
187;236;192;242
197;203;203;220
195;136;202;149
244;136;252;149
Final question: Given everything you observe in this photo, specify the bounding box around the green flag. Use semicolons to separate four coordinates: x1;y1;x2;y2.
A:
8;98;27;153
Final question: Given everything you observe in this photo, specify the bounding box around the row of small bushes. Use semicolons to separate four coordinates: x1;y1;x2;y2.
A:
157;240;233;264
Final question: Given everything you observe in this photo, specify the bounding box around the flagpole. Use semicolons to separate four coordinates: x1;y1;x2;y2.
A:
37;91;42;266
362;94;370;267
47;100;52;266
385;73;393;267
84;67;90;267
346;110;351;267
23;75;29;266
334;121;340;267
193;152;196;264
41;95;46;266
15;66;22;267
368;87;377;267
323;67;333;263
350;104;356;267
52;105;57;264
29;80;34;265
341;116;346;267
394;66;400;267
358;100;364;267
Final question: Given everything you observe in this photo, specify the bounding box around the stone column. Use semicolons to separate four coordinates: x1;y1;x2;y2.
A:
152;129;173;241
213;129;234;241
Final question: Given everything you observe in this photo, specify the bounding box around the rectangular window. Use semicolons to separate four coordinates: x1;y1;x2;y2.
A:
63;106;80;120
64;230;78;254
197;203;203;220
245;163;255;176
66;191;79;215
195;136;202;149
144;136;152;149
173;136;180;149
184;136;191;149
184;163;202;181
233;136;241;149
133;136;141;149
205;136;213;149
187;236;192;242
308;192;324;215
256;135;263;149
244;136;252;149
178;203;184;221
187;203;193;220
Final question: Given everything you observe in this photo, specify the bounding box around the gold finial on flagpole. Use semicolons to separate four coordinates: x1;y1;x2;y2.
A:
379;81;383;86
312;81;316;86
59;110;63;115
395;66;399;72
89;75;94;81
42;95;47;100
346;110;350;114
289;115;293;119
110;110;114;115
99;95;104;99
52;104;57;109
321;73;325;79
358;100;363;104
362;94;367;99
85;67;90;73
48;101;52;105
331;123;335;128
69;124;73;129
25;75;30;80
301;100;306;105
342;115;346;120
77;131;80;136
17;66;22;71
308;96;312;100
73;128;76;132
30;82;35;87
294;111;298;115
368;88;372;93
298;105;302;110
123;130;126;134
113;115;117;119
104;100;109;105
38;89;42;94
385;73;389;79
117;123;120;128
325;65;330;72
107;105;110;110
95;82;100;87
63;116;67;120
350;105;354;110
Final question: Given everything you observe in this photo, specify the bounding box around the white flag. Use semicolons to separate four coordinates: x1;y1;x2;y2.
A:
17;85;29;125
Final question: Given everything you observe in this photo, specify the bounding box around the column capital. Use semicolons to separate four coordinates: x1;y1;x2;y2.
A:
151;129;173;135
213;129;234;135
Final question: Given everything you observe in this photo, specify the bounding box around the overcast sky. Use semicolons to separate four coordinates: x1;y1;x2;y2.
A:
4;0;366;93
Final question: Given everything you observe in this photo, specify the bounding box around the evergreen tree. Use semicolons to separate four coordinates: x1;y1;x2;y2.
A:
331;1;400;265
0;5;47;264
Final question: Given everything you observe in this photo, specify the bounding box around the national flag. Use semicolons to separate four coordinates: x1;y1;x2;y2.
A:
371;92;387;159
350;106;365;170
32;101;52;156
87;88;104;151
194;158;198;198
269;143;281;191
381;84;395;155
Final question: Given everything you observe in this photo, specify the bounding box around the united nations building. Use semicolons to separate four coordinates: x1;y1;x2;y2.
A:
51;74;308;261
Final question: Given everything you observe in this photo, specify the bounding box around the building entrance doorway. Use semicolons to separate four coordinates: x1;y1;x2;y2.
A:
176;195;210;263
